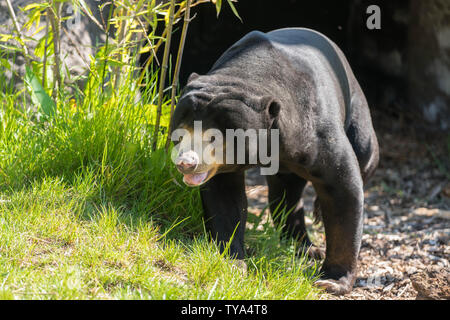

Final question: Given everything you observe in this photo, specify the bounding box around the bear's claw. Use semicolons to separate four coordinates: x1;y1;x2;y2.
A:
315;279;352;295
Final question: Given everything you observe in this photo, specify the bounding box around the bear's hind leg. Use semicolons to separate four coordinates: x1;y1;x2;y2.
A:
346;92;379;184
312;139;365;295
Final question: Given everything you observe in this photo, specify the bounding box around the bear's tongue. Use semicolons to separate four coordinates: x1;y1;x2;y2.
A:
183;172;208;186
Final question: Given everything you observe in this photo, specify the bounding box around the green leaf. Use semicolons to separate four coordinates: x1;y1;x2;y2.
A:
0;58;11;70
75;0;104;30
0;34;14;42
22;3;42;11
24;65;56;118
215;0;222;17
227;0;242;22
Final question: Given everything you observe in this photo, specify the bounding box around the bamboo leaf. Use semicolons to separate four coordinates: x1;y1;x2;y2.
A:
0;58;11;70
226;0;242;22
22;3;42;11
74;0;105;31
0;34;15;42
24;65;56;118
214;0;222;17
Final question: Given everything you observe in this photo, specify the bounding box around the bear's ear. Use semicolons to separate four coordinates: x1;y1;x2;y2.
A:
187;72;200;83
262;96;281;119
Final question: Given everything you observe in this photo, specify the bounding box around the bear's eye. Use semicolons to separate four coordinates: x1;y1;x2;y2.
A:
173;135;182;146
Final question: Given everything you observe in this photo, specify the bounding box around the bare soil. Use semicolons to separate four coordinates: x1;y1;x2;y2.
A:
244;110;449;300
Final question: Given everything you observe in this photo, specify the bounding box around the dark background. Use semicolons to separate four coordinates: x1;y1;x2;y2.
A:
141;0;450;132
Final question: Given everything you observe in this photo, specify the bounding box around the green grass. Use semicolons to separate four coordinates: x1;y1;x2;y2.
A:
0;179;321;299
0;61;321;300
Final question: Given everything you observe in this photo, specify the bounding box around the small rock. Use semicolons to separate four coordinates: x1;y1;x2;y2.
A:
406;266;418;275
383;283;395;292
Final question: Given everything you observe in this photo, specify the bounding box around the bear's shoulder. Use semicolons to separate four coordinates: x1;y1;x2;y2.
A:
237;30;272;45
210;31;273;70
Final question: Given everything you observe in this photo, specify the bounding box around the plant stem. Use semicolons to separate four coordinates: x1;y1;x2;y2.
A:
114;6;128;91
165;0;193;151
137;1;208;90
42;12;50;88
137;2;184;88
49;1;62;101
152;0;176;151
101;3;114;95
5;0;30;64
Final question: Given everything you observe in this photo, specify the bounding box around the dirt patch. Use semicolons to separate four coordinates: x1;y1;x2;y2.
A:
410;268;450;300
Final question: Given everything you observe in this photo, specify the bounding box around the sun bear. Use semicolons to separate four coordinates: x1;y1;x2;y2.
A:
170;28;379;295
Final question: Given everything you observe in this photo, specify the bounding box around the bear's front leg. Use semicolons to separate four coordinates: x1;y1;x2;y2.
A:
200;171;247;260
311;142;364;295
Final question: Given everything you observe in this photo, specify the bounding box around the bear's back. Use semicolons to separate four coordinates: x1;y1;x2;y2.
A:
209;28;353;123
266;28;352;107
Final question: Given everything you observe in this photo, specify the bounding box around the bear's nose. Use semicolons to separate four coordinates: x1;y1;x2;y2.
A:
176;160;197;172
176;151;199;173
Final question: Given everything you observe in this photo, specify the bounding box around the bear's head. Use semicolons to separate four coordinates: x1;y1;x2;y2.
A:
170;73;281;186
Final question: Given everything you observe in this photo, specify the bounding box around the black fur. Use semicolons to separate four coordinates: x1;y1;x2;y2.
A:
171;28;379;295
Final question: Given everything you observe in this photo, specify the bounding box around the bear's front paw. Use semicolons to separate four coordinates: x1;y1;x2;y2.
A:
315;277;353;295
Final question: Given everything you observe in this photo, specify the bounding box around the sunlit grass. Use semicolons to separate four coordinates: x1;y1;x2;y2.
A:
0;177;321;299
0;51;321;300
